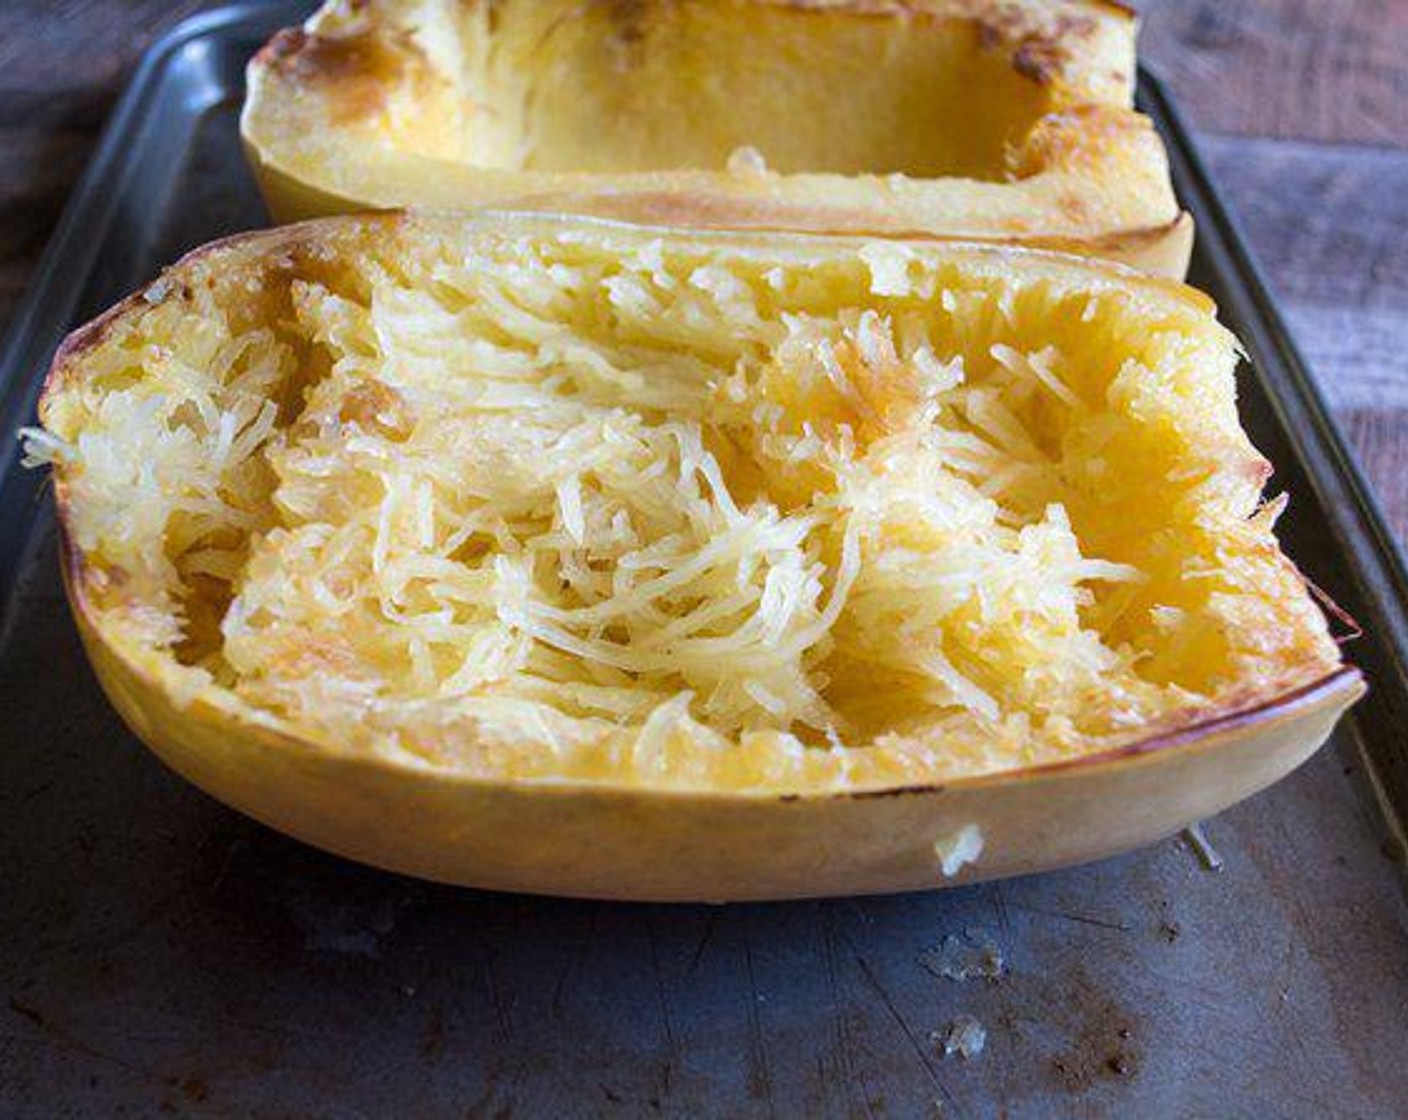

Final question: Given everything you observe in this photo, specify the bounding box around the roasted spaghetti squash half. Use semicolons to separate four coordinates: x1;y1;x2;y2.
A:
29;214;1358;899
242;0;1193;276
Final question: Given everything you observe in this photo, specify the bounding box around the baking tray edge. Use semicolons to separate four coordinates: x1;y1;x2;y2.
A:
0;3;288;635
1140;69;1408;868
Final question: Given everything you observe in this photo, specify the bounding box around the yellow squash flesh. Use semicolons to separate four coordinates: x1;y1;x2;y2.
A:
34;214;1359;900
241;0;1193;277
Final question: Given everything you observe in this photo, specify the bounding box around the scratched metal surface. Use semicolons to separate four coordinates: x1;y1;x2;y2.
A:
2;8;1407;1118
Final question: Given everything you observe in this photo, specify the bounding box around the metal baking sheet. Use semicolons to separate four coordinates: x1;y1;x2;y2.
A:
1;6;1405;1116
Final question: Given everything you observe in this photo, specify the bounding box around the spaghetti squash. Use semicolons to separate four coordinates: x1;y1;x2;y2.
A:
242;0;1192;276
29;214;1359;898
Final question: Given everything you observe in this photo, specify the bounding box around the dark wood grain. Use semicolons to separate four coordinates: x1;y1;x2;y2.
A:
1137;0;1408;146
0;1;212;329
1203;137;1408;411
0;2;212;106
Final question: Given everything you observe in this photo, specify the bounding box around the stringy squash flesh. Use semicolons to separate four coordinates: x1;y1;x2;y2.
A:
33;215;1341;792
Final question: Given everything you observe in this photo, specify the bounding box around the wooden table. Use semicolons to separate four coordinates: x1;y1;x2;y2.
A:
3;1;1403;545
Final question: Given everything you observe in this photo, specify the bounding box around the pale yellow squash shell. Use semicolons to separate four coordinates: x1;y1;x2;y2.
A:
241;0;1193;276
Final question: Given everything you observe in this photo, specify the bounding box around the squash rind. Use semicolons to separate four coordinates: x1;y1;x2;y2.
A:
38;214;1359;899
241;0;1193;276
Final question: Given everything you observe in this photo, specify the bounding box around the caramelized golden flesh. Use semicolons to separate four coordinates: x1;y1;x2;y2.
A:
35;215;1343;795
